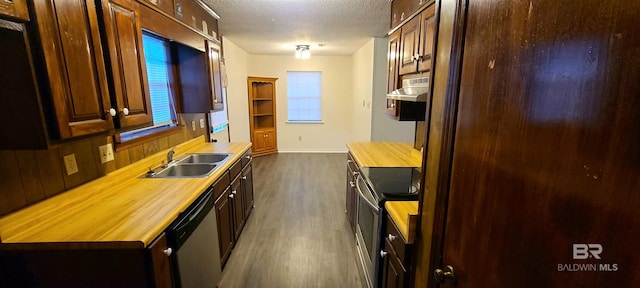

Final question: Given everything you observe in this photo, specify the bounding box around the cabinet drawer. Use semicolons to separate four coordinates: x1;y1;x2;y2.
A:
347;153;360;174
241;149;252;168
229;158;242;181
213;170;230;200
386;214;411;265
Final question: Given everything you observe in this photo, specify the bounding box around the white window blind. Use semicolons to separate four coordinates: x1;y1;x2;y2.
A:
287;71;322;122
142;33;175;126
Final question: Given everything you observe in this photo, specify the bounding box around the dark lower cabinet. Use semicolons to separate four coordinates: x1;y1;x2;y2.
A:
346;153;359;233
230;174;245;241
0;233;172;287
382;240;406;288
215;187;234;266
214;152;255;267
146;233;173;288
242;164;254;219
381;214;414;288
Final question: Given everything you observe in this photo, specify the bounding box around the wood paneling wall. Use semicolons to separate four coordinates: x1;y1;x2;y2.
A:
0;113;208;216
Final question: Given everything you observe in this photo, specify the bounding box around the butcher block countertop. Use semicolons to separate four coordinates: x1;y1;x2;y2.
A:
347;142;422;167
0;137;251;249
385;201;419;244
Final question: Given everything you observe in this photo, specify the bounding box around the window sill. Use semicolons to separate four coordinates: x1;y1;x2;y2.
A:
114;125;183;151
286;121;324;124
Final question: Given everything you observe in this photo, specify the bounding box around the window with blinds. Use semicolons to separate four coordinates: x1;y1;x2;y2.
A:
142;33;175;127
287;71;322;122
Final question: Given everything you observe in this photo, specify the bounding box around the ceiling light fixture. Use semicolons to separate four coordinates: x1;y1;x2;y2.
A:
295;45;311;59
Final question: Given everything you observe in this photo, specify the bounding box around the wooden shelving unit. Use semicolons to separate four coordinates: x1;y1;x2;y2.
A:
248;77;278;156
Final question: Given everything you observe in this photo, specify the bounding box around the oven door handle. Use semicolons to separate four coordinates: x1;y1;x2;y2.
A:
356;175;379;213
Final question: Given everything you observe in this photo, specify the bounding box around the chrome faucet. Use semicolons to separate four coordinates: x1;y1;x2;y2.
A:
167;147;176;164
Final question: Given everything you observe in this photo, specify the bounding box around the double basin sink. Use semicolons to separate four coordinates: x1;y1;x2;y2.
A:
145;153;232;178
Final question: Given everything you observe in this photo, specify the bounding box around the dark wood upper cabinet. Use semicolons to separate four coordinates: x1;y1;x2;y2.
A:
99;0;154;129
178;40;223;113
398;16;420;75
30;0;114;139
398;5;436;75
207;40;224;111
141;0;174;17
417;5;435;72
0;0;29;22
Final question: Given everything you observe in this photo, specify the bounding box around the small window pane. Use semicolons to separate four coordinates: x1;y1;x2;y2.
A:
142;33;175;126
287;71;322;122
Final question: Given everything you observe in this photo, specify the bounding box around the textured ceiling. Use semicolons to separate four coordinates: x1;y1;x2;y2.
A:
202;0;391;56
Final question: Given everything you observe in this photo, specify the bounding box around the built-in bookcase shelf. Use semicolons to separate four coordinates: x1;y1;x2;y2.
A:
248;77;278;156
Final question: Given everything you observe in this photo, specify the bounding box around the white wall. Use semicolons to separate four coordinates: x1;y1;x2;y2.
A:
223;37;251;142
223;37;415;152
351;39;374;142
371;37;415;143
247;55;353;152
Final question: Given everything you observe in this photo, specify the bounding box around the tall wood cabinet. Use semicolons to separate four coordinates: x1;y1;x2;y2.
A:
99;0;154;129
247;77;278;157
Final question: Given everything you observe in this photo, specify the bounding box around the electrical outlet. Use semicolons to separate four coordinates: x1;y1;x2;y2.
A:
200;118;205;129
191;121;196;131
106;143;114;162
63;154;79;175
298;136;302;141
98;144;115;164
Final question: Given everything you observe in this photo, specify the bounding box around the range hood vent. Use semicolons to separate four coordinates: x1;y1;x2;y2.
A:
387;77;430;102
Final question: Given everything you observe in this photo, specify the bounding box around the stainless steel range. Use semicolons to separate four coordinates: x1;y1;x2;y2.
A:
355;167;420;288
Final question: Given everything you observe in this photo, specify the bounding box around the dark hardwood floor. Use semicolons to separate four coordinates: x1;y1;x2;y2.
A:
219;153;364;288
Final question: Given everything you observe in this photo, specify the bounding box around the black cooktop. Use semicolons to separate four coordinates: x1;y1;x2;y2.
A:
360;167;421;202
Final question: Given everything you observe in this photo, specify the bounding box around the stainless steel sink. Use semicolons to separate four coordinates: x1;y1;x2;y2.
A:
177;153;230;164
143;153;233;178
152;164;217;178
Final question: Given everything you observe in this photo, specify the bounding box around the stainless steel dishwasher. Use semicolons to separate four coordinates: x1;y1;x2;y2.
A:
166;187;222;288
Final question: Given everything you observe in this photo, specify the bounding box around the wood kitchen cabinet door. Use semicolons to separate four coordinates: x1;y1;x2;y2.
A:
206;40;224;111
147;233;173;288
231;175;245;241
241;164;254;220
398;15;420;75
215;187;234;266
0;0;29;21
417;5;436;73
31;0;114;139
100;0;154;128
382;240;406;288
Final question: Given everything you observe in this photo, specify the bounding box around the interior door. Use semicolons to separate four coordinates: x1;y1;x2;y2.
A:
437;0;640;287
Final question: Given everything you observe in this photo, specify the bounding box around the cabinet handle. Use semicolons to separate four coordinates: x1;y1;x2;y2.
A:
380;250;389;258
122;107;129;116
401;12;405;21
109;108;117;117
347;159;353;163
390;102;396;108
388;234;397;242
163;248;172;256
352;171;359;177
214;99;218;103
415;54;422;61
242;176;247;180
245;155;252;160
232;190;237;195
229;194;235;199
350;181;355;188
